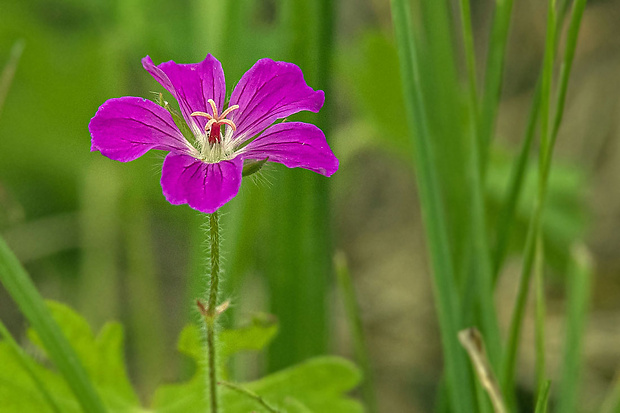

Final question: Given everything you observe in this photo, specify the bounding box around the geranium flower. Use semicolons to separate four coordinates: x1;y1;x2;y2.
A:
89;54;338;214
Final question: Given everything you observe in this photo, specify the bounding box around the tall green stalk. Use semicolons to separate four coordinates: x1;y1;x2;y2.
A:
458;0;502;368
203;211;222;413
390;0;475;411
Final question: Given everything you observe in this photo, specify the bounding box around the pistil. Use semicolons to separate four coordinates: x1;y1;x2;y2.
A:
191;99;239;146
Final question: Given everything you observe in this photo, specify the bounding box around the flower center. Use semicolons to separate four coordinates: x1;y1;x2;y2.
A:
191;99;239;146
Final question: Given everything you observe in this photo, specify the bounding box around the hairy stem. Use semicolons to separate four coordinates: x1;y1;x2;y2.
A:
205;210;221;413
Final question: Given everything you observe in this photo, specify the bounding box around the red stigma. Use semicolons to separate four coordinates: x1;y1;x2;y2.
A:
208;123;221;145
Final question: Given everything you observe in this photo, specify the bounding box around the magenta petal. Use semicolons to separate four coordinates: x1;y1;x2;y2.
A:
89;96;190;162
242;122;338;176
142;55;226;134
229;59;324;143
161;154;243;214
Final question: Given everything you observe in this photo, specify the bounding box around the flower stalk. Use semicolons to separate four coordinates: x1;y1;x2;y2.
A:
202;210;221;413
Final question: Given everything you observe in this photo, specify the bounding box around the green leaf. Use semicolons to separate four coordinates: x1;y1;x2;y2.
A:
219;313;279;362
0;300;144;412
174;313;278;366
2;300;360;413
0;319;63;412
0;341;78;412
27;301;140;410
151;317;278;412
223;357;363;413
153;320;361;413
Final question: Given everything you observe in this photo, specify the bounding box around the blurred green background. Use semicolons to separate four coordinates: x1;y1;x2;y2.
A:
1;0;619;411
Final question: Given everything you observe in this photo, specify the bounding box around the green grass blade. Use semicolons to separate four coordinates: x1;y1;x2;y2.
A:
534;232;546;392
458;0;478;111
0;319;62;413
550;0;588;147
538;0;558;168
463;106;502;368
416;0;471;285
0;236;107;413
556;244;592;413
334;252;378;413
462;45;502;371
456;0;502;368
478;0;515;169
420;0;502;369
501;0;557;398
534;380;551;413
390;0;474;411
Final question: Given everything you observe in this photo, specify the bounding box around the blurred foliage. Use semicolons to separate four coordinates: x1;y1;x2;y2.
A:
0;301;362;412
339;30;586;274
486;149;586;274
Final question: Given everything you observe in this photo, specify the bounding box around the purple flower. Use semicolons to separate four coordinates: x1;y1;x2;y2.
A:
89;54;338;214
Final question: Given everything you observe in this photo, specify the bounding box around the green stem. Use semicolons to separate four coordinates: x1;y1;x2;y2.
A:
534;231;546;392
205;210;221;413
219;381;280;413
